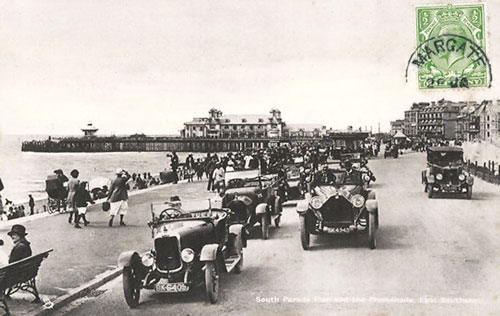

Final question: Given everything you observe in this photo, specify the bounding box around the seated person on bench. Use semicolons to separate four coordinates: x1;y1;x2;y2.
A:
7;225;32;263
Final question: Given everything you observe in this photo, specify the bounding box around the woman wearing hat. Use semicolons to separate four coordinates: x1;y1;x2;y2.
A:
8;224;32;263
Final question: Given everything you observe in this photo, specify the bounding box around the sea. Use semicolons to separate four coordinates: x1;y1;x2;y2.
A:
0;135;209;203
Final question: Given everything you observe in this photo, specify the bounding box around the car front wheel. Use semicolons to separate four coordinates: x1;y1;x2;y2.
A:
427;185;434;198
368;212;376;250
261;214;269;240
466;185;472;200
123;267;141;308
300;215;310;250
205;261;219;303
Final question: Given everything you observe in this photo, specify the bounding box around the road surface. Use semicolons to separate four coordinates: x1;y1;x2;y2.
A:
53;151;500;315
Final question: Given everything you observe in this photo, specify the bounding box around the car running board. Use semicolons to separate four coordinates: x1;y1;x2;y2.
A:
224;255;241;273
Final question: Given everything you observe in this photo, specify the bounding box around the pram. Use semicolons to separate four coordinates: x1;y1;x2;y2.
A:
45;175;68;214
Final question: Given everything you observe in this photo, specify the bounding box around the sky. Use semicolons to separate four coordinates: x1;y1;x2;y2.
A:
0;0;498;136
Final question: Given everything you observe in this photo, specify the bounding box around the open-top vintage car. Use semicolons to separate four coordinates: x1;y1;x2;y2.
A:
421;146;473;199
117;199;245;308
296;162;379;250
222;169;283;239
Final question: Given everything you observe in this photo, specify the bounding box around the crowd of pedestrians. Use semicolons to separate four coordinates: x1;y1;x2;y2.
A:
0;140;384;224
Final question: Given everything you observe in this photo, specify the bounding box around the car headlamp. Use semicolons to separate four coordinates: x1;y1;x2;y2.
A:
181;248;195;263
351;194;365;208
363;174;370;182
458;174;466;181
436;173;443;180
141;252;154;267
310;196;323;209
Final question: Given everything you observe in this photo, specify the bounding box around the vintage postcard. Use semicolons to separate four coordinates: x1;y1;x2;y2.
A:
0;1;499;316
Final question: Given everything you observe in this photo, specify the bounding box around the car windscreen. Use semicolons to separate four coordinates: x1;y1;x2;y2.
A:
153;199;221;214
331;171;363;185
428;151;463;166
226;177;262;189
225;170;260;182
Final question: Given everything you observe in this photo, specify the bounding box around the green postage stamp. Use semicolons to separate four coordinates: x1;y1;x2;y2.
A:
413;4;489;89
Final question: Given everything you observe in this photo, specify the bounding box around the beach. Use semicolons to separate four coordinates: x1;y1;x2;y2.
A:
0;134;208;203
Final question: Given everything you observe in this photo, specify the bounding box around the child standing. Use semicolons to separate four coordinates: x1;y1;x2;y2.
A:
74;182;94;228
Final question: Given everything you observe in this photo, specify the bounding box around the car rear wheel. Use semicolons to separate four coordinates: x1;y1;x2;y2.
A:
234;252;243;274
368;212;376;249
261;214;269;240
231;233;244;274
205;262;219;304
123;267;141;308
299;215;310;250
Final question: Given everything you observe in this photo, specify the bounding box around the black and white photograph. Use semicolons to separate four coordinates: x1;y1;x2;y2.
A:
1;0;500;315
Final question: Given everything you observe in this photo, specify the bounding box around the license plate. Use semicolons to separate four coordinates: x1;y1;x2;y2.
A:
323;226;351;234
155;282;189;293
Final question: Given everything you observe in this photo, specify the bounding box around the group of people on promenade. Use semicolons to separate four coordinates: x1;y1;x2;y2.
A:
0;164;163;226
163;140;381;195
48;168;132;228
0;139;384;225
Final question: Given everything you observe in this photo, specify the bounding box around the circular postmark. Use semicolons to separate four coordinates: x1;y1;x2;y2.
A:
405;33;492;89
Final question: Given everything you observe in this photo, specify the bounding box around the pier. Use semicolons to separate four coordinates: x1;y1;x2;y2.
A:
21;133;369;153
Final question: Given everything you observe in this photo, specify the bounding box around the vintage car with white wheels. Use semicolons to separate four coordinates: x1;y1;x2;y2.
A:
296;163;379;250
117;199;245;308
421;146;474;199
222;169;282;239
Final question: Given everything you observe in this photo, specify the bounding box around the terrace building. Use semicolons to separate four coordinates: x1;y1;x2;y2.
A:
477;100;500;142
455;102;481;141
404;102;428;138
390;119;405;136
417;99;463;140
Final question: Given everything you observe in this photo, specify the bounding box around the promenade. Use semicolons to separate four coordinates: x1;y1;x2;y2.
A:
1;180;213;315
4;151;500;315
51;152;500;316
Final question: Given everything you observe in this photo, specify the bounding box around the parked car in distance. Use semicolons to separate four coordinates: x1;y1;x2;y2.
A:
421;146;473;199
384;145;399;159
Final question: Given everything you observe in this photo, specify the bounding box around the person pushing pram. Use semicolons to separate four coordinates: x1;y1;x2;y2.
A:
45;169;69;212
